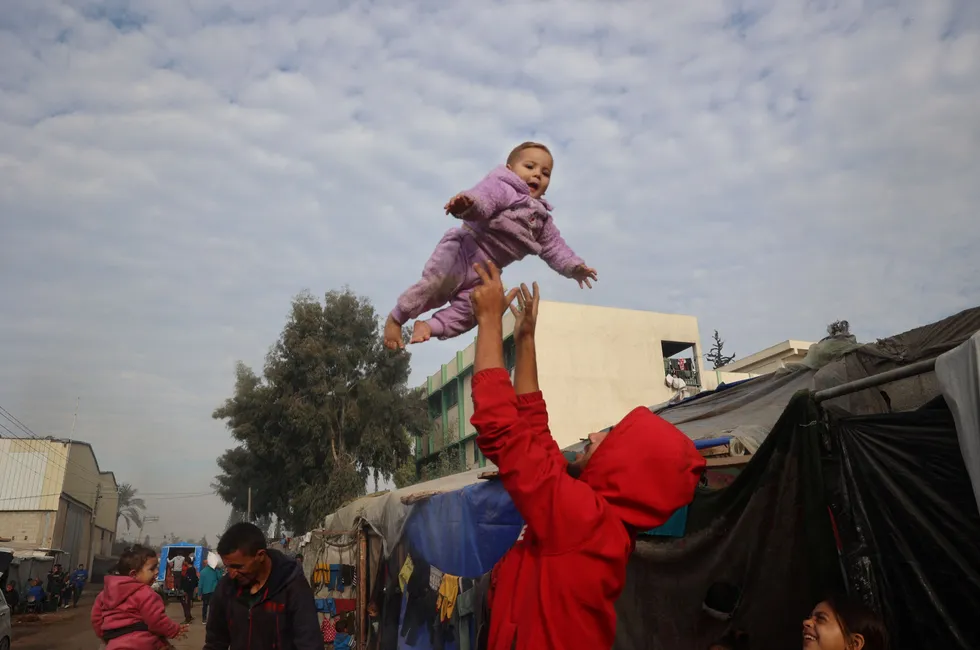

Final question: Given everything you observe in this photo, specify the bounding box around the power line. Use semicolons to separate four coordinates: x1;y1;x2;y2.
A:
0;404;107;489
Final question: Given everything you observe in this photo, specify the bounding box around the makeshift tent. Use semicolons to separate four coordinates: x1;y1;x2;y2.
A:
315;307;980;649
936;330;980;511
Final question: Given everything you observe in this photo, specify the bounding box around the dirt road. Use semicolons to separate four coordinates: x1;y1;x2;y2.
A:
12;593;207;650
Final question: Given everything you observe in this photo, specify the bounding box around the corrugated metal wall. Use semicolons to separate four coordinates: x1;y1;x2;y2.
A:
0;439;53;510
61;501;87;566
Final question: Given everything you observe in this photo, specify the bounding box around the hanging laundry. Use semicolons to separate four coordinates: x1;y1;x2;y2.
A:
329;564;342;590
334;599;356;613
428;565;444;591
456;577;476;650
340;565;355;591
398;555;414;592
311;564;331;592
436;574;460;622
401;557;437;646
321;615;337;643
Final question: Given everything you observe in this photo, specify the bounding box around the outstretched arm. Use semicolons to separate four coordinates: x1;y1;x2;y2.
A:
511;283;563;462
538;218;585;277
470;265;601;551
448;167;523;222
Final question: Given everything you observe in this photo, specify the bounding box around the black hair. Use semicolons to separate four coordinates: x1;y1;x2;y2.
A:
217;522;267;556
709;629;750;650
115;544;158;576
822;596;889;650
335;620;348;633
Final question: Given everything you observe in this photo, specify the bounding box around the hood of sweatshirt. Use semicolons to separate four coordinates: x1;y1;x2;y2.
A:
579;407;706;531
99;575;147;609
263;549;303;598
488;165;554;212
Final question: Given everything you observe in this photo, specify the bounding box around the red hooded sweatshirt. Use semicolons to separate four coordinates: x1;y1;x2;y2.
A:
472;368;705;650
91;575;182;650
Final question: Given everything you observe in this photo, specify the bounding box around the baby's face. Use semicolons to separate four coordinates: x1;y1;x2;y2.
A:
508;148;553;199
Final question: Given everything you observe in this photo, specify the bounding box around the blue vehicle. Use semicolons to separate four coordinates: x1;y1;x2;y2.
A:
153;543;207;603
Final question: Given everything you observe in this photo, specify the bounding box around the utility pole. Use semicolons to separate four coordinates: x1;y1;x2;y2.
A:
87;483;102;570
247;487;252;522
69;397;79;438
138;515;160;546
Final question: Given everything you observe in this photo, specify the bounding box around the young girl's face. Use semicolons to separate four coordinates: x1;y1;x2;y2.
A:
132;557;160;586
803;601;863;650
508;148;553;199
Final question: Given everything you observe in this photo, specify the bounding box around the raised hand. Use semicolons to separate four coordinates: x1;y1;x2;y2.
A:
470;261;519;324
571;264;598;289
444;193;474;216
509;282;539;342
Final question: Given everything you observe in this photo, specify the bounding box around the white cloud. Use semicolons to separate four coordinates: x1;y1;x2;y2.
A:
1;0;977;537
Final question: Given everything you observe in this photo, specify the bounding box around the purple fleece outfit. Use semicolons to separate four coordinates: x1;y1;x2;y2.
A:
391;165;584;339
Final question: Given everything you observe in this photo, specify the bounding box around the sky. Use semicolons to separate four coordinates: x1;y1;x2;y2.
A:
1;0;978;541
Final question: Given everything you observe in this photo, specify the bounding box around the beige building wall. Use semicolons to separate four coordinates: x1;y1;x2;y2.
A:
533;302;702;447
718;339;814;375
96;472;120;533
419;300;705;462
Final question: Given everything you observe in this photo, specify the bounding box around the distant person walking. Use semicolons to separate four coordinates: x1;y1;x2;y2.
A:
70;563;88;608
204;523;321;650
179;557;198;623
198;560;222;624
46;563;66;612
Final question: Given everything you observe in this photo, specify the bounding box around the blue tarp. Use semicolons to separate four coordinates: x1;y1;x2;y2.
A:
404;479;523;579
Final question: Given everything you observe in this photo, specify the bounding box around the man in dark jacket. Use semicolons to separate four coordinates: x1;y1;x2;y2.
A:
204;522;321;650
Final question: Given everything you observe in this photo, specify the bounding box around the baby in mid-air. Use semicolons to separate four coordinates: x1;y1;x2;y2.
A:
384;142;597;349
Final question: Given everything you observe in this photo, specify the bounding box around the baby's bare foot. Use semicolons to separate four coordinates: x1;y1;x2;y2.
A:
384;315;405;350
410;320;433;344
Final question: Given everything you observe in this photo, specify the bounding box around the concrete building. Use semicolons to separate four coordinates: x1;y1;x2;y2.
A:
0;438;119;567
718;339;815;375
416;300;707;473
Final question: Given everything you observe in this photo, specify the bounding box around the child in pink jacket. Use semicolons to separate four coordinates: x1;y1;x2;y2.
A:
384;142;598;349
91;545;188;650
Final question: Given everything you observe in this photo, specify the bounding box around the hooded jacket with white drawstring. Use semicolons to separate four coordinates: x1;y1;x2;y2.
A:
472;368;706;650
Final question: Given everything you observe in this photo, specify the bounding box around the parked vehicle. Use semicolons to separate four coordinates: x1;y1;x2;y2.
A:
153;543;207;604
0;586;11;650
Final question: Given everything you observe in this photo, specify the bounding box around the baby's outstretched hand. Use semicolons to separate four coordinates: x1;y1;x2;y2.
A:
445;193;474;216
571;264;598;289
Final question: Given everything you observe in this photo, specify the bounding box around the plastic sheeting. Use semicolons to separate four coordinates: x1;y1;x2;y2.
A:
613;393;840;650
404;480;522;579
830;406;980;650
936;331;980;512
320;465;498;557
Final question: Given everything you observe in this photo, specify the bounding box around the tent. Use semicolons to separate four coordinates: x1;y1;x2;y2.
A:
312;306;980;649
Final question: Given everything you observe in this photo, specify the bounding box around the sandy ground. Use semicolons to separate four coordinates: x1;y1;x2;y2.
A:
12;591;207;650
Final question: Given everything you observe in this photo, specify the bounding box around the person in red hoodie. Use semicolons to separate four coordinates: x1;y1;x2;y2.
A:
468;261;706;650
91;544;188;650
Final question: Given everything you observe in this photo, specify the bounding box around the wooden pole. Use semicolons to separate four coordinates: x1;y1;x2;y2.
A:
357;525;368;649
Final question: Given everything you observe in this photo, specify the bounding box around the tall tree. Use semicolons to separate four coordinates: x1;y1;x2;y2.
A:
116;483;146;532
213;289;428;532
704;330;736;369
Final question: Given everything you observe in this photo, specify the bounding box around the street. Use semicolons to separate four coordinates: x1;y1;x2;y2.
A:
12;592;207;650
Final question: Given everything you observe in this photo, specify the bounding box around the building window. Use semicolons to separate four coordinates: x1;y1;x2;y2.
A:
428;393;442;419
503;336;516;370
444;380;459;409
473;442;480;464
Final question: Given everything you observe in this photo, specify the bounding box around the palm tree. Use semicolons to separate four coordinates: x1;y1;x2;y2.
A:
116;483;146;531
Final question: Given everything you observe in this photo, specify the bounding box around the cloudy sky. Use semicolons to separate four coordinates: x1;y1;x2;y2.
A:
1;0;977;541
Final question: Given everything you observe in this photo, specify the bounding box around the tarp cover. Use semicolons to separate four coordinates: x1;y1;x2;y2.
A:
320;465;497;557
612;392;841;650
936;330;980;512
404;479;522;578
829;404;980;650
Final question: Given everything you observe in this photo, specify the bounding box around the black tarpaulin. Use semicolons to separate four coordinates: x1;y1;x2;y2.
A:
612;392;842;650
830;405;980;650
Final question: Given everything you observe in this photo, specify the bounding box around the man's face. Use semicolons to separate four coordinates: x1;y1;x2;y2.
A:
221;548;267;586
569;430;610;473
